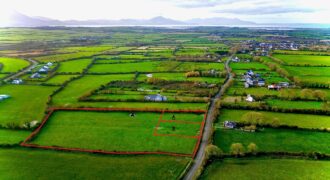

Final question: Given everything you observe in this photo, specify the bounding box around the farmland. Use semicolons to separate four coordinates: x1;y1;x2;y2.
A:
0;27;329;179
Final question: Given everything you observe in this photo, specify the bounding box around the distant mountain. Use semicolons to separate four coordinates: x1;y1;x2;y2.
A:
2;12;255;27
187;17;256;25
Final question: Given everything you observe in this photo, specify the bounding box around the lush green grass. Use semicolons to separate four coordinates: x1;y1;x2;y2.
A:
30;111;202;154
0;85;57;126
217;109;330;129
274;50;330;55
284;66;330;76
266;99;323;110
273;54;330;66
52;74;134;106
137;73;225;84
231;62;269;70
88;61;171;73
35;52;101;62
0;148;189;179
0;129;30;145
201;158;330;180
45;75;79;85
214;128;330;154
57;59;92;73
0;57;30;73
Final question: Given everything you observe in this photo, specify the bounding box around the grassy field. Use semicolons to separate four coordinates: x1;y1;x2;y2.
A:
217;109;330;129
273;54;330;66
214;128;330;154
231;62;269;70
30;111;202;154
0;129;30;145
0;148;189;179
0;85;57;126
45;75;79;85
201;158;330;180
137;73;225;84
57;59;92;73
88;61;170;73
0;57;30;73
266;99;323;110
284;66;330;76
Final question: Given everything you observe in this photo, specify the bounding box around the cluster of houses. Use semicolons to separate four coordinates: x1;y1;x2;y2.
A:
0;94;10;101
243;70;265;88
30;62;53;79
144;94;167;102
231;56;251;63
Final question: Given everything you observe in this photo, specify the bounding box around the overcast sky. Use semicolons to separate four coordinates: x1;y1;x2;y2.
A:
1;0;330;23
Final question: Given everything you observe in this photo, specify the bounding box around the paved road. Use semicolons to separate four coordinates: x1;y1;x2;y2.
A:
184;58;233;180
3;58;38;81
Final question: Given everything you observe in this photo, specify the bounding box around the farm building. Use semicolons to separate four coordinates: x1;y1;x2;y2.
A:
30;73;42;79
224;121;237;129
246;94;255;102
144;94;167;102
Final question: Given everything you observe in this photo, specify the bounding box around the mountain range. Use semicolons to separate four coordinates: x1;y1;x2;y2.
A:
3;12;256;27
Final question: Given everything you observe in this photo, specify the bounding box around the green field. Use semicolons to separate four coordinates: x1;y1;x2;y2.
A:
273;54;330;66
0;129;30;145
201;158;330;180
266;99;323;110
45;75;79;85
57;59;92;73
0;148;189;179
29;110;202;154
0;85;57;126
214;128;330;154
137;73;224;84
217;109;330;129
231;62;269;70
0;57;30;73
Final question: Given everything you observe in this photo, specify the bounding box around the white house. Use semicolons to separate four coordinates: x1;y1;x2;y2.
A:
12;79;23;84
46;62;53;66
146;74;153;78
144;94;167;102
246;94;254;102
30;73;42;79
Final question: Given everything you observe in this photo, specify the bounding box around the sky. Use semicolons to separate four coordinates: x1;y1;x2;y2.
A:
1;0;330;24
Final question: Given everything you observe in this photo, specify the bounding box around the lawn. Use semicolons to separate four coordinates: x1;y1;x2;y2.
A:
0;148;189;180
0;129;30;145
201;158;330;180
0;57;30;73
57;59;92;73
217;109;330;129
214;128;330;154
0;85;57;127
29;110;203;154
273;54;330;66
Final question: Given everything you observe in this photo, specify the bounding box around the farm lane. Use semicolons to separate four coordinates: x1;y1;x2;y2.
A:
3;58;38;81
184;57;233;180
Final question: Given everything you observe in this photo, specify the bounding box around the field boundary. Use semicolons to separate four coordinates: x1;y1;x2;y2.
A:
21;107;207;158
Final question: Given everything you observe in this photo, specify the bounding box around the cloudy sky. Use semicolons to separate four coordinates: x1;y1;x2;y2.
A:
1;0;330;23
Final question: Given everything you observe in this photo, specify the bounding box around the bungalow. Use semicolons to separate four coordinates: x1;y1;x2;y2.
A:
232;56;240;62
38;67;48;73
144;94;167;102
46;62;53;66
257;79;266;86
146;74;153;78
268;84;281;90
12;79;23;84
224;121;237;129
247;70;254;76
278;82;290;88
246;94;255;102
0;94;10;101
30;73;42;79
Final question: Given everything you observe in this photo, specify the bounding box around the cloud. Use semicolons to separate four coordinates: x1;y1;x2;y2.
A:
170;0;236;8
214;5;315;15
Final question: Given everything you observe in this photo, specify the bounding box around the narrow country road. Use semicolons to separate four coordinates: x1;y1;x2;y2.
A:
3;58;38;81
184;57;233;180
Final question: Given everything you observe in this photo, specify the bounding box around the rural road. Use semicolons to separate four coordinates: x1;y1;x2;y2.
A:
184;57;233;180
3;58;38;81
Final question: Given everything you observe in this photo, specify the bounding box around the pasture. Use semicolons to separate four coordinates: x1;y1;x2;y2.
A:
273;54;330;66
45;75;79;85
0;57;30;73
57;59;92;73
214;128;330;154
0;129;30;145
217;109;330;129
28;110;204;154
0;85;57;126
0;148;189;179
201;158;330;180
